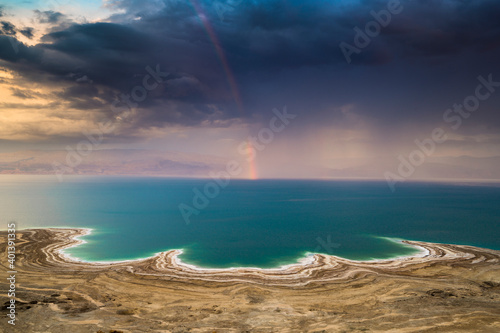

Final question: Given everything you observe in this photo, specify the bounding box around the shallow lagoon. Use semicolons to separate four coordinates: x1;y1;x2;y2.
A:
1;176;499;268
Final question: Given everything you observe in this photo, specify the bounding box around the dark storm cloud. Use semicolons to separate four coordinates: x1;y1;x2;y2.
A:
1;0;500;133
0;35;43;62
0;21;16;36
20;27;34;39
378;0;500;59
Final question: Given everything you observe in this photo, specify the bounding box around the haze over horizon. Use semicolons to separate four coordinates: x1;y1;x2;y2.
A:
1;0;500;181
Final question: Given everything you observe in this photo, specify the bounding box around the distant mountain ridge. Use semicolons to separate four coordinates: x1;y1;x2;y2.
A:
1;150;499;182
322;156;500;181
0;149;227;177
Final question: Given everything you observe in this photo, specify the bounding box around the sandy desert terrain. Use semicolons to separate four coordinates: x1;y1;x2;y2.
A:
1;228;499;332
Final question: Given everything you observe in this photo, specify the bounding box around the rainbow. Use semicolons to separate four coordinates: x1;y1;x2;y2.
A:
188;0;258;180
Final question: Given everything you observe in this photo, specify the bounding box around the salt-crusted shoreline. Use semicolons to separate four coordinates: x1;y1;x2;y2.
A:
2;227;500;332
57;228;429;270
29;227;499;286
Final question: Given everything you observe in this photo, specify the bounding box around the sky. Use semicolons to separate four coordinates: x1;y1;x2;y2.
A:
1;0;500;179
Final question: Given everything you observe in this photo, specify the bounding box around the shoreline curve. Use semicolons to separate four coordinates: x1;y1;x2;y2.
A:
20;227;500;286
58;228;429;269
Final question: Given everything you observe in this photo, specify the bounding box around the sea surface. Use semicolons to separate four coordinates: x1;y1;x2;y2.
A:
1;176;500;268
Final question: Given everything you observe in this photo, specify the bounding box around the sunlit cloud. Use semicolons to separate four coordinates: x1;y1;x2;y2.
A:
0;0;499;179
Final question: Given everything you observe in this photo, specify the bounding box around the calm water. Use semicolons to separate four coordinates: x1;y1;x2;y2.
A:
1;176;500;268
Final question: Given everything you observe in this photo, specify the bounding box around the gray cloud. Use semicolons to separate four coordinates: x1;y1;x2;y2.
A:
34;10;65;24
0;0;499;138
0;21;16;36
20;27;34;39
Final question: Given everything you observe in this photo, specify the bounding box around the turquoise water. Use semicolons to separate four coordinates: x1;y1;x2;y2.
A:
1;176;500;268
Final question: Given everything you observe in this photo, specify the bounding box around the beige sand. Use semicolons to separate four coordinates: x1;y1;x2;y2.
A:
1;228;500;332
